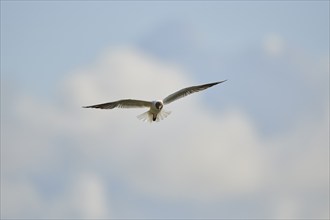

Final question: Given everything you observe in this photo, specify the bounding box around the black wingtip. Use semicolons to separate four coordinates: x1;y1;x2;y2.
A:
217;79;227;84
209;80;227;86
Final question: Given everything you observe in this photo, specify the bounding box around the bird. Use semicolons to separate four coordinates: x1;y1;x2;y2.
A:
83;80;227;122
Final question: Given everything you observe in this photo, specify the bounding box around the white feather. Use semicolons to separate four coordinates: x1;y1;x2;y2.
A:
157;109;171;121
137;111;153;123
137;109;171;123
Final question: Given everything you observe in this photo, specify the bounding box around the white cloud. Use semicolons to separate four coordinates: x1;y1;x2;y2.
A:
120;109;267;200
1;46;329;219
263;33;285;57
57;47;268;199
1;180;45;218
63;46;190;107
73;174;110;219
267;111;329;219
48;173;111;219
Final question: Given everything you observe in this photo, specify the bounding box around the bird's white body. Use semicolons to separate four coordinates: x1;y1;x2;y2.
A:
83;81;226;122
137;100;171;122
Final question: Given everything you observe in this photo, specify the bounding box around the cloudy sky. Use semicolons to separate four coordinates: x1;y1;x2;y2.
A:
1;1;329;219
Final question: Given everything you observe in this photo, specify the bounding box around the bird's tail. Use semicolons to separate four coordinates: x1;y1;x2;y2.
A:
137;111;153;123
137;110;171;123
157;109;171;121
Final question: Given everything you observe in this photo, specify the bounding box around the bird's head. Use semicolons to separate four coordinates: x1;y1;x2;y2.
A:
154;101;163;110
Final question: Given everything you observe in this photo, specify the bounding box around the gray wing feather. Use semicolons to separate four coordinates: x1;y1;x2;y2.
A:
83;99;152;109
163;80;227;105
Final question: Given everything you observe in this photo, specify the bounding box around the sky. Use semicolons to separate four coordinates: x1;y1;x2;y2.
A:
1;1;329;219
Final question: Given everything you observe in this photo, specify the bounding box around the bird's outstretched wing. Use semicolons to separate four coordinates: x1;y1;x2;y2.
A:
83;99;152;109
163;80;227;105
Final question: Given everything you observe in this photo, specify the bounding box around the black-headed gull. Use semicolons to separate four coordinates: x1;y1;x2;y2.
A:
83;80;227;122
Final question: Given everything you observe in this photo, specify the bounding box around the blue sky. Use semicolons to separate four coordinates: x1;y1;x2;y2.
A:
1;1;329;219
2;1;328;94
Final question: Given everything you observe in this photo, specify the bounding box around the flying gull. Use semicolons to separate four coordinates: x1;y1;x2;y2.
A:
83;80;227;122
